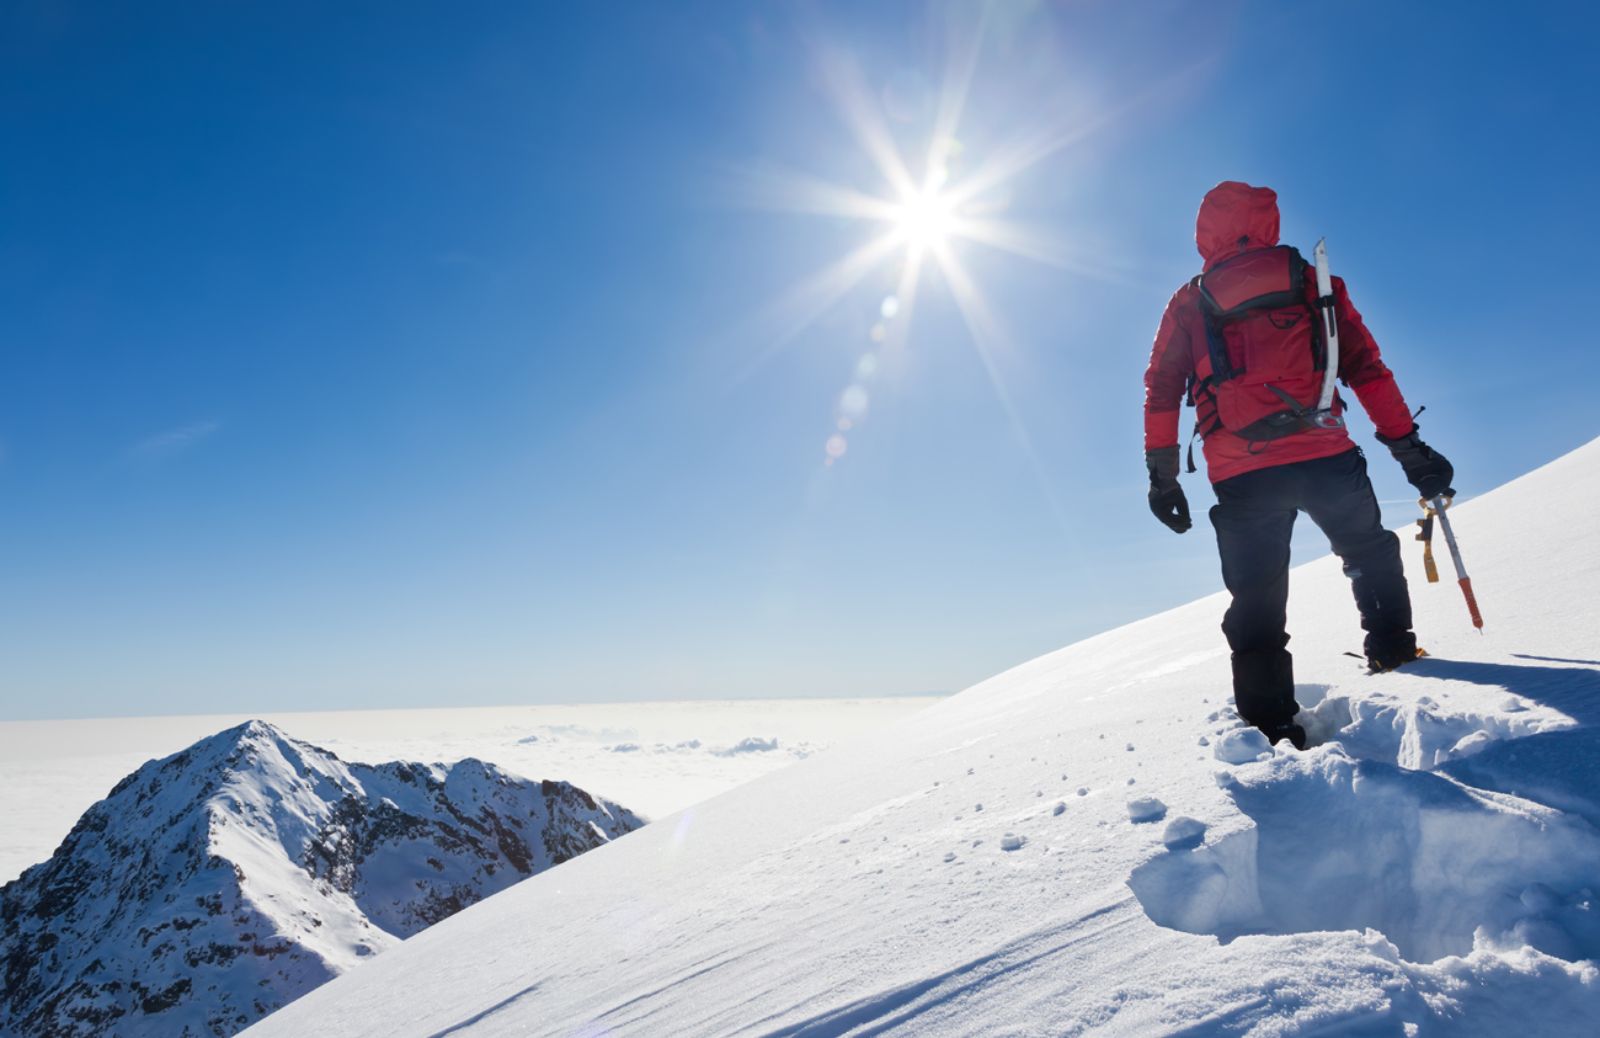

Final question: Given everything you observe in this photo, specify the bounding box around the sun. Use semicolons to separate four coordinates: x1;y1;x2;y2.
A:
730;23;1098;507
889;185;957;252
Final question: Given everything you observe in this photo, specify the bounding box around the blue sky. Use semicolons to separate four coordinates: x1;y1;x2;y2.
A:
2;2;1596;720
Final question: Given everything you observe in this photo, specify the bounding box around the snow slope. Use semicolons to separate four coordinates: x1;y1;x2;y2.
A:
246;439;1600;1037
0;722;642;1037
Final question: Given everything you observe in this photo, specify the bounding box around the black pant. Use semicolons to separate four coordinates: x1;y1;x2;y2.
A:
1209;448;1415;729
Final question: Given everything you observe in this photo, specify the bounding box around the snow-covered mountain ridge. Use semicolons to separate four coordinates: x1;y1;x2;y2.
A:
0;721;643;1037
245;436;1600;1037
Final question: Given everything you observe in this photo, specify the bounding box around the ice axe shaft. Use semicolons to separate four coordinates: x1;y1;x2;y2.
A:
1310;238;1344;429
1429;495;1484;630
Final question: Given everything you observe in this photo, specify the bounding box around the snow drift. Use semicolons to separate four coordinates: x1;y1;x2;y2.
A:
231;436;1596;1035
0;721;643;1037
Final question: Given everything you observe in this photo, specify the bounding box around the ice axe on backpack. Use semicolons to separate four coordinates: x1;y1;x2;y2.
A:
1416;495;1484;631
1310;239;1345;430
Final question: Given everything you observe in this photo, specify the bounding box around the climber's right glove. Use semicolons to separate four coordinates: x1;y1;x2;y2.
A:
1146;446;1191;534
1376;425;1455;500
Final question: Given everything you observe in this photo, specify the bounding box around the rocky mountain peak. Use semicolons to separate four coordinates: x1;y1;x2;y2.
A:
1;722;644;1038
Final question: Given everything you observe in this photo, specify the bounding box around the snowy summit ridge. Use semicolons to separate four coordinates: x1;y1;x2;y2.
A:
247;436;1600;1037
0;720;643;1038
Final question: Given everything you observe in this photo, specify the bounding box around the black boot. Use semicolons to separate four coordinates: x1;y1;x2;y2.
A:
1262;722;1308;750
1230;647;1299;731
1368;638;1424;673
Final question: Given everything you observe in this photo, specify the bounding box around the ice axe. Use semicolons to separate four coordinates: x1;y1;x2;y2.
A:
1416;495;1484;631
1310;238;1345;429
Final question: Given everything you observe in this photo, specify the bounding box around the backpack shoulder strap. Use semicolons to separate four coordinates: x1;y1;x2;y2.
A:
1189;273;1236;384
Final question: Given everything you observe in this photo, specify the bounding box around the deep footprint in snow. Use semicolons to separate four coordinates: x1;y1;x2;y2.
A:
1295;659;1581;766
1128;746;1600;963
1298;692;1563;769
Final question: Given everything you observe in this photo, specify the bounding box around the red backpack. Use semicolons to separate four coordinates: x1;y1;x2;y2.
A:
1188;245;1331;444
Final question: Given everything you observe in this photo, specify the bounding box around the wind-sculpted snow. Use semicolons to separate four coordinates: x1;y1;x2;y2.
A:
0;721;643;1037
1132;744;1600;961
245;437;1600;1037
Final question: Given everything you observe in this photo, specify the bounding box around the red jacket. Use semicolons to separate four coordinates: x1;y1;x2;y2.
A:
1143;181;1415;483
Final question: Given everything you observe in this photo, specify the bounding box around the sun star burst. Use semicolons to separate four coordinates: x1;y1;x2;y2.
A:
731;21;1107;539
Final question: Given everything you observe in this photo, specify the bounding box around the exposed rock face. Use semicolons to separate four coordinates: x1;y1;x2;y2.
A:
0;720;644;1037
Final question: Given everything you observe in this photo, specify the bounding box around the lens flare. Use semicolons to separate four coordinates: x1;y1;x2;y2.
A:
839;384;870;419
729;10;1131;486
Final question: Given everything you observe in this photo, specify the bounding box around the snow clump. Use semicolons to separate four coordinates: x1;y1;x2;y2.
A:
1213;728;1272;764
1127;797;1168;824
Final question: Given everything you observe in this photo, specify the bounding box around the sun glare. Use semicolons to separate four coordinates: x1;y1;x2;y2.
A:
734;16;1100;520
890;187;957;251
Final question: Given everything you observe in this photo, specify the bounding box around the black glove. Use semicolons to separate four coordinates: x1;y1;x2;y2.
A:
1146;446;1191;534
1377;425;1454;500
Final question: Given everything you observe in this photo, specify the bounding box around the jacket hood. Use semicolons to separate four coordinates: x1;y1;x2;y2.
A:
1196;181;1280;269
